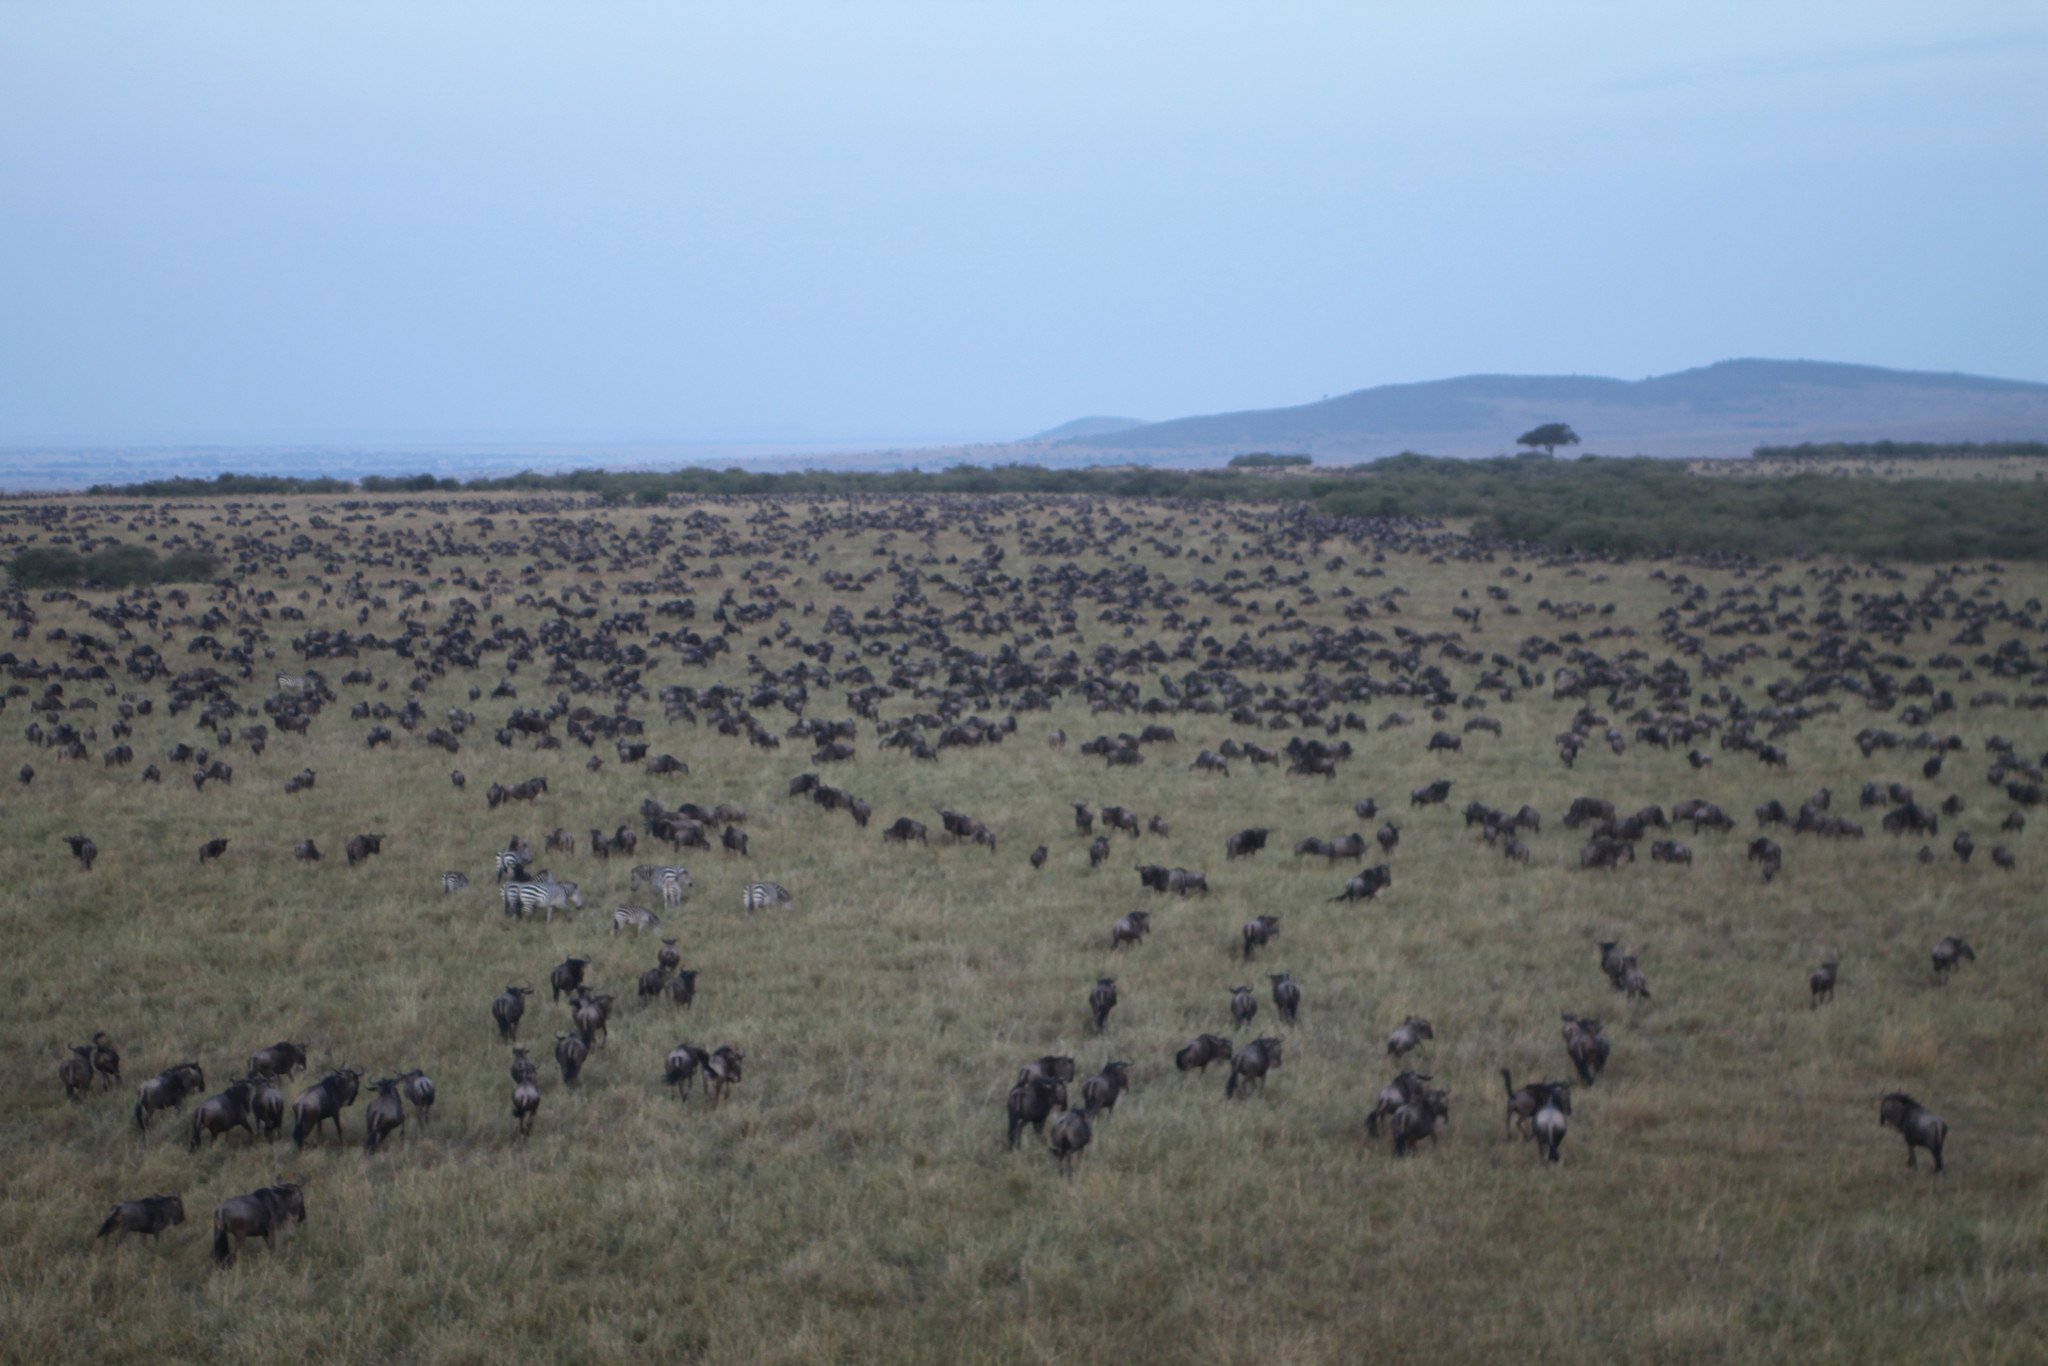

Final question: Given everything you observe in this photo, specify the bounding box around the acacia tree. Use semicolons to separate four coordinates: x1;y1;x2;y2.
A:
1517;423;1580;457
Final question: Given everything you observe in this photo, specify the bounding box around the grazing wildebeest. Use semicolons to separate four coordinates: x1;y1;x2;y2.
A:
134;1063;205;1132
294;839;322;862
555;1032;588;1085
1579;838;1634;870
492;984;533;1040
1241;914;1280;961
1006;1077;1069;1149
1377;823;1400;853
212;1181;305;1265
1048;1108;1092;1176
92;1033;121;1090
1029;845;1047;868
345;832;386;867
1229;985;1258;1029
550;957;590;1002
1809;961;1838;1006
1532;1082;1572;1162
65;834;97;871
1332;865;1392;902
1174;1034;1233;1074
1081;1060;1131;1120
1409;780;1452;807
249;1075;285;1141
884;816;929;845
1561;1015;1609;1085
1088;977;1118;1032
97;1194;185;1243
247;1041;308;1079
190;1079;258;1151
1952;831;1974;863
666;968;700;1009
291;1069;362;1148
59;1045;94;1101
1650;839;1692;866
1269;972;1300;1024
363;1077;406;1153
1391;1088;1452;1156
1931;936;1975;982
1880;1093;1948;1173
1109;910;1151;950
1088;835;1111;868
1225;1037;1283;1098
1992;845;2017;870
1072;802;1094;836
1366;1071;1432;1138
1385;1016;1434;1058
1223;827;1270;860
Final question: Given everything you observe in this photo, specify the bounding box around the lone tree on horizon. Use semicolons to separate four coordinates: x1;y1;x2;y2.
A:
1517;422;1580;457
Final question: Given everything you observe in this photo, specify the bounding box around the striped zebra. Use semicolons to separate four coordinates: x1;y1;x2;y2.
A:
494;851;530;884
741;880;792;913
274;671;321;693
611;906;661;937
442;872;470;895
501;880;584;923
631;865;694;908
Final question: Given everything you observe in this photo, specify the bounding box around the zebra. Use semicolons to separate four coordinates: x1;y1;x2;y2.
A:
274;671;320;693
494;851;530;884
612;906;661;937
632;865;693;908
742;880;792;913
442;871;470;895
502;880;584;923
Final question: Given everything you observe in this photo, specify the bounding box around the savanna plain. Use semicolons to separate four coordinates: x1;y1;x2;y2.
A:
1;489;2043;1366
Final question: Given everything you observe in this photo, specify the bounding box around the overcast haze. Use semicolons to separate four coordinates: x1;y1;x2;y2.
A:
1;2;2043;451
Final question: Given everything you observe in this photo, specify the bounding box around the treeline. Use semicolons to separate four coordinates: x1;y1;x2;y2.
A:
1753;440;2048;461
72;455;2048;560
5;544;222;588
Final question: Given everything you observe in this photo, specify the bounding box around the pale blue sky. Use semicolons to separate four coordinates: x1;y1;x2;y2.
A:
1;1;2042;447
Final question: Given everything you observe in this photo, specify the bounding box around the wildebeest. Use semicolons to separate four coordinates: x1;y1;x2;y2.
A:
1366;1070;1432;1138
1410;780;1453;807
1650;839;1692;866
1385;1016;1433;1058
65;834;98;871
1006;1077;1068;1148
248;1041;308;1079
1088;835;1111;868
1579;838;1634;870
1931;936;1975;982
1109;910;1151;949
1532;1082;1572;1162
1225;1037;1283;1098
1269;972;1300;1024
134;1063;205;1132
1017;1055;1077;1088
1879;1092;1948;1173
1048;1107;1092;1176
1952;831;1974;863
92;1033;121;1090
1332;865;1392;902
97;1194;185;1243
1029;845;1047;868
703;1045;744;1105
1501;1069;1552;1140
657;937;681;972
884;816;928;845
212;1181;306;1265
294;839;322;861
1561;1015;1610;1085
638;964;672;999
291;1068;362;1148
1088;977;1118;1032
1173;1034;1233;1074
59;1044;94;1101
555;1032;588;1085
550;957;590;1002
1241;914;1279;961
1223;827;1270;860
249;1075;285;1141
493;984;533;1040
190;1079;258;1151
1081;1060;1131;1120
1377;822;1400;853
362;1077;406;1152
1391;1088;1452;1157
1229;984;1258;1029
512;1073;541;1135
666;968;700;1009
663;1041;709;1098
1809;961;1838;1006
1992;845;2017;870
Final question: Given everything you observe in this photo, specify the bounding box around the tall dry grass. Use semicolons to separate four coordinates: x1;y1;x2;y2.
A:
0;495;2043;1365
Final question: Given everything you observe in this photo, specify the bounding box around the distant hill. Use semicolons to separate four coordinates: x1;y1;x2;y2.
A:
1049;360;2048;461
1029;415;1150;441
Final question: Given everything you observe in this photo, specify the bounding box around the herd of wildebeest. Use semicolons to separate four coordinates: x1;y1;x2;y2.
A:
8;489;2041;1264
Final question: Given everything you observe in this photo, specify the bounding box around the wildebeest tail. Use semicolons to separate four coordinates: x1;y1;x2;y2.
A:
133;1100;147;1133
96;1210;119;1238
212;1215;231;1263
292;1114;307;1147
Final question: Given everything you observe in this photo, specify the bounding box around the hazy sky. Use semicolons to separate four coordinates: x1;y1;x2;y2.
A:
1;1;2042;447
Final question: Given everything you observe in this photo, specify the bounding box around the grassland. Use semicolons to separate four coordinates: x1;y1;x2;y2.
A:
1;492;2044;1365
